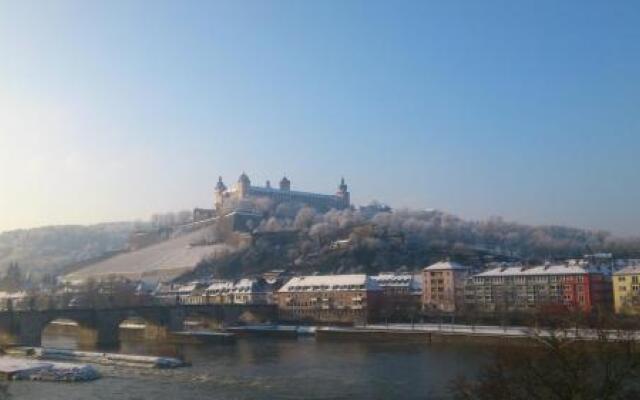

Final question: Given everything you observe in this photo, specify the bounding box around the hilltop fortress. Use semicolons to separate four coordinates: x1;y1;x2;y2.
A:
193;173;351;229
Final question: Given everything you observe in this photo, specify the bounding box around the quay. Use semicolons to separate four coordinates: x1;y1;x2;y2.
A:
315;323;640;344
226;325;316;337
316;323;535;344
168;331;235;344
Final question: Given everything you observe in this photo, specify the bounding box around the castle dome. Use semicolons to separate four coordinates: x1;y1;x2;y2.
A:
279;175;291;191
238;172;251;186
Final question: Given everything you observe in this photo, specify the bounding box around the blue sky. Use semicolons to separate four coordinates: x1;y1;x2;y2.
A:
0;0;639;235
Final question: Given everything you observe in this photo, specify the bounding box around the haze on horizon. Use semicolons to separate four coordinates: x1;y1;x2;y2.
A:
0;1;639;236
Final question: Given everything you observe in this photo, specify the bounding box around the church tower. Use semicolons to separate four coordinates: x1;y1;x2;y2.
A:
336;177;350;208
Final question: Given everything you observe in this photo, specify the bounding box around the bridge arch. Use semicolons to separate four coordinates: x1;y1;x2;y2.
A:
115;309;181;343
32;309;181;348
41;317;104;349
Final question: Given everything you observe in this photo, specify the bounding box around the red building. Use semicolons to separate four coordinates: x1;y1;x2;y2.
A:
465;263;612;314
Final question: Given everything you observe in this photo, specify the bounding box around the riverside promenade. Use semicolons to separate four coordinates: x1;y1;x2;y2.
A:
316;323;640;343
365;323;533;337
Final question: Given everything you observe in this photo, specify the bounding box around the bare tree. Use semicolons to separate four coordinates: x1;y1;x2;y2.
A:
452;318;640;400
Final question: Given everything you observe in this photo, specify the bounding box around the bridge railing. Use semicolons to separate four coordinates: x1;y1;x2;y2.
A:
0;294;176;312
0;293;276;312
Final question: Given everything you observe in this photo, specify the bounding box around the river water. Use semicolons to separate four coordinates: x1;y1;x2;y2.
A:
5;331;489;400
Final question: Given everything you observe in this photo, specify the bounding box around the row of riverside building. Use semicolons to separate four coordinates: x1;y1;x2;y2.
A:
151;257;640;325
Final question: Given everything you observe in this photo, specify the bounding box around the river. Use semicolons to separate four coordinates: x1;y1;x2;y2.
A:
4;331;489;399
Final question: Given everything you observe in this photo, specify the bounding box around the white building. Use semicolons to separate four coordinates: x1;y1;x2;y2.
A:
203;279;273;305
153;282;206;304
232;279;272;304
203;280;236;304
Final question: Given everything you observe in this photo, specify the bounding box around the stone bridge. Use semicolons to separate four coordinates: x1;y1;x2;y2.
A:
0;304;277;347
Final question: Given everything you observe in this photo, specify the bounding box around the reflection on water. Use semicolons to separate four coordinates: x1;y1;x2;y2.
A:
16;329;488;400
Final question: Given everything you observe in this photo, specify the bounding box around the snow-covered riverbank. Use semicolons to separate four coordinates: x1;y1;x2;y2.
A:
0;357;99;382
7;347;188;369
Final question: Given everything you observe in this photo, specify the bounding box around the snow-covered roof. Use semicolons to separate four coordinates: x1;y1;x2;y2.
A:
371;273;423;291
153;283;198;295
614;265;640;276
279;274;381;292
0;291;27;300
176;284;198;293
205;280;235;292
371;273;412;282
205;279;270;294
234;278;256;288
424;261;469;271
476;264;597;277
233;278;269;293
247;186;339;200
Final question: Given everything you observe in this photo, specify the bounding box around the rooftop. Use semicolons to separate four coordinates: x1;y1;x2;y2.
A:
371;273;422;291
476;264;599;277
424;261;469;271
246;185;340;199
279;274;381;292
204;280;235;292
614;265;640;276
205;279;270;293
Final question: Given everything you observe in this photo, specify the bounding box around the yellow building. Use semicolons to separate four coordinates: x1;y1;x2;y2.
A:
613;266;640;314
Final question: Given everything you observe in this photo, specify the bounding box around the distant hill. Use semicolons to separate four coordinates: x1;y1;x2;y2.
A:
0;223;137;277
179;207;640;281
4;206;640;284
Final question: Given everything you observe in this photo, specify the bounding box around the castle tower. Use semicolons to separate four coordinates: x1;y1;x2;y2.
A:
279;176;291;191
237;172;251;198
336;177;350;208
215;176;227;192
214;176;227;212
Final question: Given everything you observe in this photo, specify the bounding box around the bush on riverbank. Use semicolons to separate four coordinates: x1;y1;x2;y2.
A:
451;317;640;400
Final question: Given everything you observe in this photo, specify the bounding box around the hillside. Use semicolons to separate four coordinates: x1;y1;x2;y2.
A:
179;207;640;281
65;225;235;283
4;206;640;284
0;223;136;277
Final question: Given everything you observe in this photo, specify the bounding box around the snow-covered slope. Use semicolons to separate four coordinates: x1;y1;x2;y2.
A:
65;226;234;282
